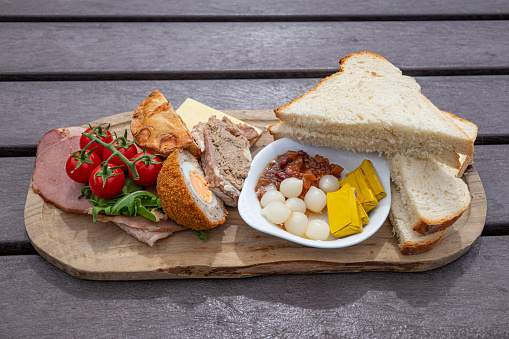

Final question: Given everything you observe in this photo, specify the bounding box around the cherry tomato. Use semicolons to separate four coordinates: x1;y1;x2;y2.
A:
65;150;101;183
89;164;125;199
128;152;163;186
102;140;138;171
79;126;113;159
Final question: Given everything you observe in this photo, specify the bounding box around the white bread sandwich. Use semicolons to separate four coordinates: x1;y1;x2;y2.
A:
387;153;472;236
268;51;475;169
441;111;478;178
386;112;477;254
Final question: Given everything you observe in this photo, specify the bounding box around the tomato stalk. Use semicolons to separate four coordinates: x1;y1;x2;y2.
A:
72;146;97;170
93;160;124;188
81;125;162;181
81;129;138;179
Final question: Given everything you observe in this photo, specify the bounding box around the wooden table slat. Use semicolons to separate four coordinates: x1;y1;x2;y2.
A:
1;0;508;18
1;22;508;77
0;77;508;147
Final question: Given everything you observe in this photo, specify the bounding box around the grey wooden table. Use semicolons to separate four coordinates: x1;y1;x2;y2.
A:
1;1;508;337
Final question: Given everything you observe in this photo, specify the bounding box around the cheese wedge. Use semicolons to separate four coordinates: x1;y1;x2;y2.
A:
176;98;263;139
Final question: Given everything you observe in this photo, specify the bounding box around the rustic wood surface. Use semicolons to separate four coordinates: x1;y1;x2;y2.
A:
1;0;508;336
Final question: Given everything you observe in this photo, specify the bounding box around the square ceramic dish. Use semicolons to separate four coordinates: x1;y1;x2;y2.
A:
238;138;391;249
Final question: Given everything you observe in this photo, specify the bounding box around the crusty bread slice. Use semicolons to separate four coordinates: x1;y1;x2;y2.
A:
386;153;471;235
270;51;475;168
389;181;448;255
269;110;478;176
386;110;477;236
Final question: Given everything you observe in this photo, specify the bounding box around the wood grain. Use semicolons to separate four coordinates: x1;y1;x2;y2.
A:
1;236;508;337
0;77;508;147
1;21;508;77
0;0;507;17
23;112;487;279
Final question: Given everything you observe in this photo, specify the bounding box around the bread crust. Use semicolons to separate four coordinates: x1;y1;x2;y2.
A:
399;231;447;255
389;208;448;255
441;110;478;176
412;208;467;235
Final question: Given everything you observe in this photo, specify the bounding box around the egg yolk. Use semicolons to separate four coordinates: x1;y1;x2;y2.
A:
190;170;214;203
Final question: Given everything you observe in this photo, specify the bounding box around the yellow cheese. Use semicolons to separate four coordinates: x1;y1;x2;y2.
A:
327;184;364;238
176;98;263;145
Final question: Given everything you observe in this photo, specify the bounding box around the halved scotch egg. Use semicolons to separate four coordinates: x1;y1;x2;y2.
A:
157;149;227;230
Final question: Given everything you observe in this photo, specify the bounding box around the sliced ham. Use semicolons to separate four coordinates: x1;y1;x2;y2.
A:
96;215;187;246
36;127;85;156
32;127;188;246
96;214;186;233
115;224;175;247
32;127;93;213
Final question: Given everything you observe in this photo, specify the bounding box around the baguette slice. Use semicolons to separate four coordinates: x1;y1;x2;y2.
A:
269;51;474;168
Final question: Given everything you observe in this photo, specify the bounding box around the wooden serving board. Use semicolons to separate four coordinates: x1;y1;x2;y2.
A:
24;111;487;280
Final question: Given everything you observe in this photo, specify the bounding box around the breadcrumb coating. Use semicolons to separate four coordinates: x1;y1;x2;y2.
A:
157;149;226;230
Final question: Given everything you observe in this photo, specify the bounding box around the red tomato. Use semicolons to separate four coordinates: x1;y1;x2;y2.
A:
128;152;163;186
89;164;125;199
65;150;101;183
79;126;113;159
102;140;138;171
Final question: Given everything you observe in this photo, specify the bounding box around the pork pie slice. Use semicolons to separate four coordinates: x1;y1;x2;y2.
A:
131;89;201;157
192;116;252;207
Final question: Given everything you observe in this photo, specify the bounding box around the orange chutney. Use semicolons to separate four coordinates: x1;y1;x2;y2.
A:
255;150;344;199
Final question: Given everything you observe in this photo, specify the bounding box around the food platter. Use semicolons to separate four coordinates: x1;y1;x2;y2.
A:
24;111;487;280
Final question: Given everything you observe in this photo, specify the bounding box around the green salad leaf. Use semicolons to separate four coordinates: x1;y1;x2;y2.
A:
80;177;164;222
79;177;208;242
192;230;208;243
